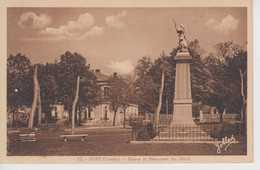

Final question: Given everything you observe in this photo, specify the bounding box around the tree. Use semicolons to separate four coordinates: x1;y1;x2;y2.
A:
37;84;42;126
37;63;59;121
134;56;158;114
155;69;164;126
188;39;215;105
240;69;246;122
57;51;87;107
71;76;80;134
28;65;38;128
224;50;247;122
7;53;33;115
150;51;175;116
150;53;173;126
77;70;101;123
203;52;230;122
106;75;125;126
119;75;136;128
56;51;99;126
204;41;247;122
214;41;241;61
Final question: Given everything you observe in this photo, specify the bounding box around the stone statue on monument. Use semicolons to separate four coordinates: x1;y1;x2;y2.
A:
172;19;188;52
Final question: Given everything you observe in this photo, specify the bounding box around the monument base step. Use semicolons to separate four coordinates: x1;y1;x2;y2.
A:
157;132;210;138
152;136;217;141
154;126;215;141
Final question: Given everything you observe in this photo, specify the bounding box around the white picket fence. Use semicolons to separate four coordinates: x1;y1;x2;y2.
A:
149;113;239;123
202;114;239;119
223;114;239;119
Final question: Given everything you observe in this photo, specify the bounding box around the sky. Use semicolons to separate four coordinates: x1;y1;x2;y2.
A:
7;7;247;75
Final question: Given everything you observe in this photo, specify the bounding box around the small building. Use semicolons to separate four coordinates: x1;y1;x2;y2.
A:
81;69;138;126
49;104;66;119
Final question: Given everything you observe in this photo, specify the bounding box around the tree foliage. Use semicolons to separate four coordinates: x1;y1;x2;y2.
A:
107;75;125;126
7;53;33;111
133;40;247;119
7;51;101;126
204;41;247;116
134;56;158;114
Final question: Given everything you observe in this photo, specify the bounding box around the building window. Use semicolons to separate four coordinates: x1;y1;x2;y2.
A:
104;106;108;119
104;87;109;97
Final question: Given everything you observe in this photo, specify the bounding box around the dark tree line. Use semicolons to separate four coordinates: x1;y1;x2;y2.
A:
7;51;101;127
134;40;247;123
7;40;247;128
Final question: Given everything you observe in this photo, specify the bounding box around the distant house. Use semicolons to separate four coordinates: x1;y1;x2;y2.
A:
49;104;68;119
81;69;138;126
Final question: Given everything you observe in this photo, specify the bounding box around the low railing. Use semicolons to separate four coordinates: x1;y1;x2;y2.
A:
223;114;239;119
200;113;240;123
131;120;246;141
148;113;240;124
153;123;218;141
203;114;220;119
202;114;239;119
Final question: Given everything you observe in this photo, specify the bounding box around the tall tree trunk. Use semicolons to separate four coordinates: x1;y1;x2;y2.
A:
28;65;38;129
123;108;126;128
67;104;71;124
113;109;117;126
166;97;169;116
71;76;80;134
79;106;82;124
75;107;78;124
37;85;42;126
155;72;165;126
220;112;223;123
240;69;246;122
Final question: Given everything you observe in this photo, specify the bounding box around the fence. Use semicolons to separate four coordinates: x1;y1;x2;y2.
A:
202;114;239;119
223;114;239;119
132;119;245;141
203;114;220;119
200;113;240;123
149;114;239;125
153;123;218;141
149;114;173;124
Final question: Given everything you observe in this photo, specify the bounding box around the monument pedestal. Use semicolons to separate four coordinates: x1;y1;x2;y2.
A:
152;52;214;141
171;52;195;126
151;23;216;141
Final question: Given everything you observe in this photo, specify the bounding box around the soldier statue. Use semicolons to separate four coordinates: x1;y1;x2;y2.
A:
172;19;188;52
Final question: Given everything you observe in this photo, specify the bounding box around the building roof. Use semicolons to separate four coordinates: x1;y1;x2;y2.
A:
94;70;110;82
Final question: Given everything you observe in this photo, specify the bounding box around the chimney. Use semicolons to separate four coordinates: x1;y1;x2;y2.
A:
95;69;100;73
113;72;117;77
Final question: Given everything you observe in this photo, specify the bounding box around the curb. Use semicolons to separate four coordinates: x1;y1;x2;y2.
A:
130;140;221;144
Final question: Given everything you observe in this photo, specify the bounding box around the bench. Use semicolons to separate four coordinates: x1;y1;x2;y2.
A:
60;134;88;142
19;132;36;142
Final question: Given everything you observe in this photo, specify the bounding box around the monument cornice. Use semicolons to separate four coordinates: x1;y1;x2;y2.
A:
174;52;192;61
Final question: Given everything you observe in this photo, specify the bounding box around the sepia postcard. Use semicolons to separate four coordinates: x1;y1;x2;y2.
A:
0;0;253;164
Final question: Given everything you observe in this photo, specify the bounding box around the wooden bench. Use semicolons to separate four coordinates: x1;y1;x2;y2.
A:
60;134;88;142
19;132;36;142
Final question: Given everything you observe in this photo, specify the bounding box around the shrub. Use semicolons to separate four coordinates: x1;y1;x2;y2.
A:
136;131;150;141
208;122;246;140
146;122;156;139
38;123;64;132
136;122;156;141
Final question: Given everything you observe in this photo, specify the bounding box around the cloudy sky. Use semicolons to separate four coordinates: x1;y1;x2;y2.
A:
7;8;247;75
